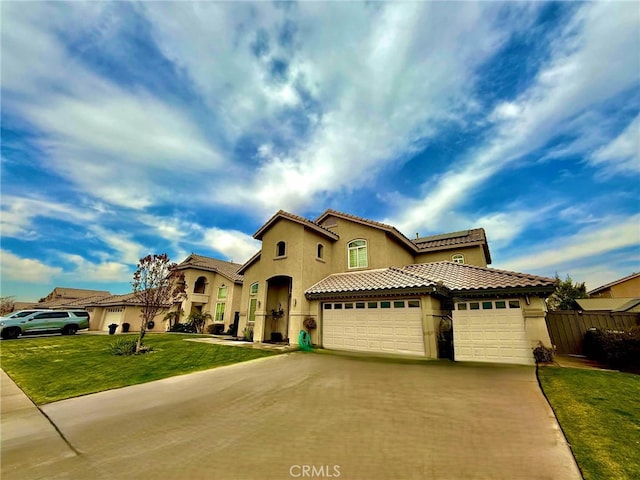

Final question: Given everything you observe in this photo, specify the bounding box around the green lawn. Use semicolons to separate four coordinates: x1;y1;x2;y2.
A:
0;334;277;404
538;367;640;480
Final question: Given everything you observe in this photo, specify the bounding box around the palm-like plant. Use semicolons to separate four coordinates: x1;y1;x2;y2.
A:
186;311;212;334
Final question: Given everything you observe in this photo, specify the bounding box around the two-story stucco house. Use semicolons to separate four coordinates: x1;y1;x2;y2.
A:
88;254;242;334
237;209;555;365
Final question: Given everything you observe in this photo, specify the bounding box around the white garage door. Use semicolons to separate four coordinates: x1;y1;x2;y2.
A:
453;299;533;366
322;299;425;356
102;308;123;331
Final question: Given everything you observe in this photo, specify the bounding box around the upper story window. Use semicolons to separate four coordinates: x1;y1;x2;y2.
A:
451;254;465;264
317;243;324;259
250;282;259;295
217;286;227;300
276;241;286;257
348;239;368;269
194;276;207;294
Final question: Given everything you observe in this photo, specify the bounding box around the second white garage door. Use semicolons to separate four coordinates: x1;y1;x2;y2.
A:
453;299;533;366
101;308;123;331
322;299;425;356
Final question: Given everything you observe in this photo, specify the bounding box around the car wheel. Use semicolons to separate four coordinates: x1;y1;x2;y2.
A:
1;328;20;340
63;325;78;335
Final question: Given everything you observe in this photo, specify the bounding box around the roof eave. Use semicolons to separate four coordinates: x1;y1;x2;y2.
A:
450;285;556;298
305;286;441;301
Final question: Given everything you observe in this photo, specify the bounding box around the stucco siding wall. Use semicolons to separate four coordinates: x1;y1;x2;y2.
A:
610;276;640;298
413;245;487;267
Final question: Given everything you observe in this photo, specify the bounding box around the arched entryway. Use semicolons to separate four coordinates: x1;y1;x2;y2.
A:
264;275;292;343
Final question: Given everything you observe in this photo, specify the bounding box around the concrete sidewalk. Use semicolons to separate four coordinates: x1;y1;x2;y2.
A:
1;370;77;474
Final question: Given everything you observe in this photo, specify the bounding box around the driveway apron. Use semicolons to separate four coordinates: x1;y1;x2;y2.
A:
4;353;580;480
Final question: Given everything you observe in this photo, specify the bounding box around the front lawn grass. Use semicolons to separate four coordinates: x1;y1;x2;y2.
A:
538;367;640;480
0;334;277;404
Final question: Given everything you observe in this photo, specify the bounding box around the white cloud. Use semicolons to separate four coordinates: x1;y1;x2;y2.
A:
2;3;225;210
0;250;63;283
201;228;261;264
0;195;97;238
143;2;521;216
60;254;131;283
391;2;640;235
498;215;640;272
590;115;640;175
88;227;146;265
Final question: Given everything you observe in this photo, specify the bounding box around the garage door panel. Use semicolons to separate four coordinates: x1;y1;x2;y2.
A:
323;300;425;357
453;306;533;366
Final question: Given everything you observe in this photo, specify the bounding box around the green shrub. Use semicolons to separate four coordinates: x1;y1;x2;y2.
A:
109;338;138;356
242;326;253;341
533;341;555;363
109;337;154;356
206;323;225;335
170;322;197;333
583;327;640;370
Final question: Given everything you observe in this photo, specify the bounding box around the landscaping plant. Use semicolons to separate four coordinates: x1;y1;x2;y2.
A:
132;254;186;353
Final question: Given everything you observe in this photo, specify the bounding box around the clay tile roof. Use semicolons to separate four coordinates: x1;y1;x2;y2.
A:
315;209;417;251
587;272;640;295
305;267;438;297
253;210;339;241
39;294;113;309
402;262;555;293
177;254;244;283
412;228;492;263
89;292;139;306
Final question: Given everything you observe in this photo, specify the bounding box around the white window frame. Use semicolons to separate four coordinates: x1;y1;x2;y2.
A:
215;302;225;322
347;239;368;269
217;285;228;300
452;254;465;264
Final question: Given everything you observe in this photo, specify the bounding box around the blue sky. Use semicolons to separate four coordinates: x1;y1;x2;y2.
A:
1;1;639;301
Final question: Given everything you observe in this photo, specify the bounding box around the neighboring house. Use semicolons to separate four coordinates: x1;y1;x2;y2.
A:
575;298;640;313
11;287;111;311
588;272;640;298
87;254;243;333
38;287;111;304
237;209;555;365
174;254;243;331
86;292;164;332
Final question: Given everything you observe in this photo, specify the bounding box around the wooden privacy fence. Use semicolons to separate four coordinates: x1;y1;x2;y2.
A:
545;311;640;355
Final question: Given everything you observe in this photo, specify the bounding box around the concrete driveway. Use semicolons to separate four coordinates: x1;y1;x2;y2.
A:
2;353;580;480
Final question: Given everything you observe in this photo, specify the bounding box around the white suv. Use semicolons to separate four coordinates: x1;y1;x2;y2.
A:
0;310;90;339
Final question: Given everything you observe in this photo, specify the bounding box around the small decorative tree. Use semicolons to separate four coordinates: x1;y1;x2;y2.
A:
186;311;212;334
132;254;186;354
270;304;284;335
0;296;16;316
164;308;184;330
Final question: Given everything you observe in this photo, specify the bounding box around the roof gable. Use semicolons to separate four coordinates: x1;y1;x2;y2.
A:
315;209;417;252
253;210;339;241
177;254;243;283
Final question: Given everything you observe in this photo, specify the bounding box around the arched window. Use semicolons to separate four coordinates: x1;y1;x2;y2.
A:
452;254;465;264
276;241;286;257
194;276;207;294
348;239;368;269
317;243;324;259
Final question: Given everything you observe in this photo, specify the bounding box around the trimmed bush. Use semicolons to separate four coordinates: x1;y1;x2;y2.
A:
533;341;555;363
206;323;225;335
583;327;640;370
170;322;197;333
109;338;138;356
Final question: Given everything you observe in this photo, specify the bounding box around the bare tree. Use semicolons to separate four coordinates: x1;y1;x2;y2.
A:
132;254;185;353
0;296;16;316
